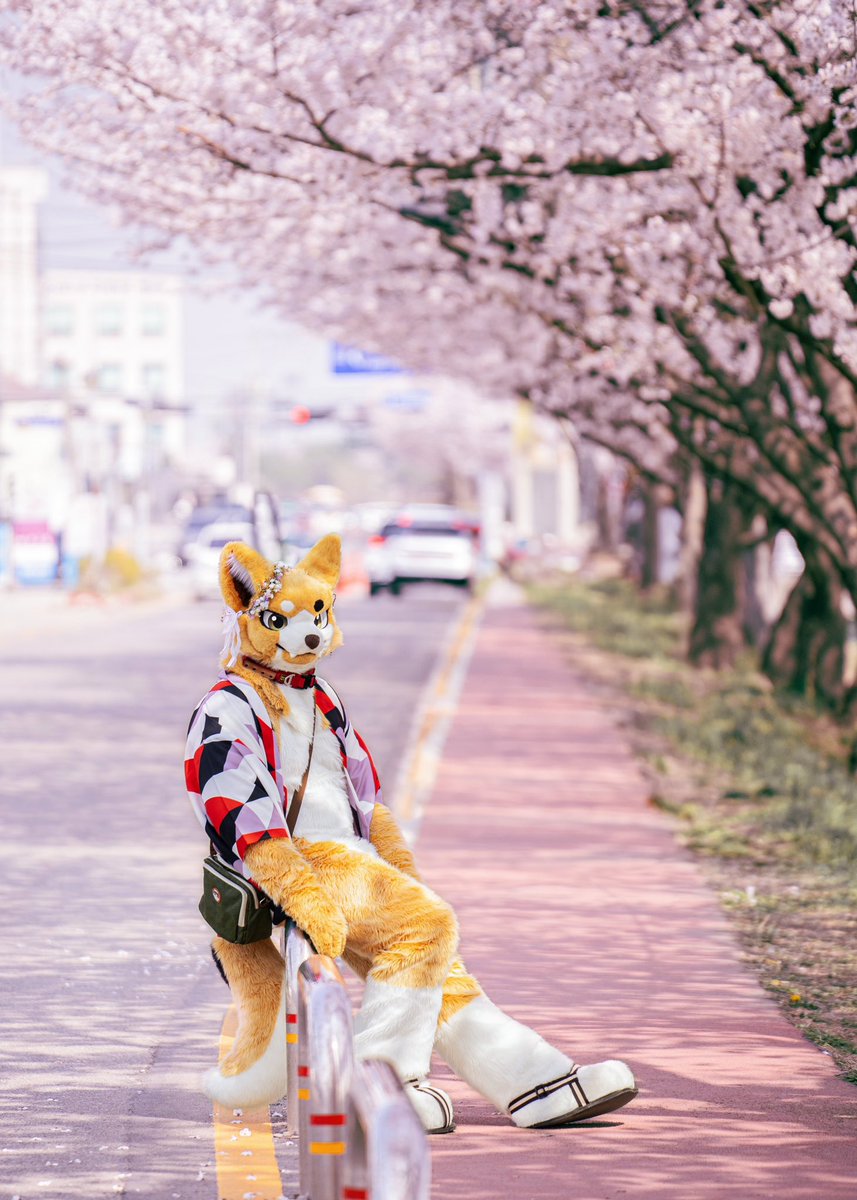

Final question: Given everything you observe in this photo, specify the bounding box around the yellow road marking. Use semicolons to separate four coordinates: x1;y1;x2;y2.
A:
213;1005;283;1200
396;591;485;823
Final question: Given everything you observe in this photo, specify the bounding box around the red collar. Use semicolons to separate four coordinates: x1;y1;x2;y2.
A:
241;657;317;689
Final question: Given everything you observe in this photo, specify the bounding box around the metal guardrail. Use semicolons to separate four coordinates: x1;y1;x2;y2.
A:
285;920;314;1135
283;921;430;1200
342;1060;431;1200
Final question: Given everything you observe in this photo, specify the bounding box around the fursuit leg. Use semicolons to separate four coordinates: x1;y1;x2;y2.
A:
301;840;459;1134
204;936;287;1108
434;972;637;1127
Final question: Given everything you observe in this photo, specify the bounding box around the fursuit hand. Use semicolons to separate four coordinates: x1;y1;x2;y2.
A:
244;837;348;958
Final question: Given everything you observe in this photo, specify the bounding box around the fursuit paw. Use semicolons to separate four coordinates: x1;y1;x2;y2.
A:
298;901;348;959
243;838;347;958
509;1059;637;1128
403;1078;455;1135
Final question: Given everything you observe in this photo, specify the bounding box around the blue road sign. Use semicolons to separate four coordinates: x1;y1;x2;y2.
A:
331;344;403;375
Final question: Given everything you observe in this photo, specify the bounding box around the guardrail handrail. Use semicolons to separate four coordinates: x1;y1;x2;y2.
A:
285;920;315;1134
298;953;355;1198
283;921;431;1200
343;1060;431;1200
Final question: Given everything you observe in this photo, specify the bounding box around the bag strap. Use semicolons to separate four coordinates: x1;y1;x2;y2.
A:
286;698;318;836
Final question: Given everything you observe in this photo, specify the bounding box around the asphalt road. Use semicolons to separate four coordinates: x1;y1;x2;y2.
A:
0;583;466;1200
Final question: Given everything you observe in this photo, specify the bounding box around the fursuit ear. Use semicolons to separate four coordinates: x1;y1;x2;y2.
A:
219;542;273;612
297;534;341;588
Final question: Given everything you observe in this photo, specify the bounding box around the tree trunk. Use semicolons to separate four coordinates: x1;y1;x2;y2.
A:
593;448;621;553
688;478;755;669
640;484;660;590
676;459;707;622
741;530;771;649
762;541;848;710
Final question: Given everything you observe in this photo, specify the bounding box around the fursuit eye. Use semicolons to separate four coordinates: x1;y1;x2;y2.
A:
314;609;330;628
260;609;287;630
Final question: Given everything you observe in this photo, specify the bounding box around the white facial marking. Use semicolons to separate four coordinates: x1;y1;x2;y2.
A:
271;608;334;666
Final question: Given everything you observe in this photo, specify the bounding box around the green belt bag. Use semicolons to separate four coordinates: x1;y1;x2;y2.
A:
199;855;273;944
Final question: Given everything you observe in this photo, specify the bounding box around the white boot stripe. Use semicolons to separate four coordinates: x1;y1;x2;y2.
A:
569;1076;589;1107
416;1084;454;1125
408;1081;455;1128
508;1067;583;1115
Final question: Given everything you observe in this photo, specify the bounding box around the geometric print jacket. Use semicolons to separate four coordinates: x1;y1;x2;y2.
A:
184;672;381;880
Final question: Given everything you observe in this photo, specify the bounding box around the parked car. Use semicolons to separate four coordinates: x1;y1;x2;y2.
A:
178;504;252;566
186;520;255;599
365;506;478;596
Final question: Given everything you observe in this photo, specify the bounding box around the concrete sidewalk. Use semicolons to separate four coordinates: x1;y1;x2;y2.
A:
415;598;856;1199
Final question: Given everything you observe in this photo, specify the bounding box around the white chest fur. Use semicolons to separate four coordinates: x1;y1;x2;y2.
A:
277;687;357;842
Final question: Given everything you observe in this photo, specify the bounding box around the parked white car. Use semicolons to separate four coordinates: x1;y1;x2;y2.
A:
365;506;478;596
186;521;255;599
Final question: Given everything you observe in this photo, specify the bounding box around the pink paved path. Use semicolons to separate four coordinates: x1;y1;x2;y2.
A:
415;599;856;1200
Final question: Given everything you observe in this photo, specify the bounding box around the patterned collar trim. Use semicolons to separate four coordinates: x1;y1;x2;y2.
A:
240;656;316;689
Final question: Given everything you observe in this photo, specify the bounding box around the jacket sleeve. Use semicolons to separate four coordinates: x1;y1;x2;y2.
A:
185;686;288;873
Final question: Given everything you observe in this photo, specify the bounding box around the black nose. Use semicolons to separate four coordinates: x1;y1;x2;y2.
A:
305;634;320;650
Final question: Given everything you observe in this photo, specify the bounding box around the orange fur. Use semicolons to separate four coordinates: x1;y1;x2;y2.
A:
218;537;343;692
438;960;483;1025
369;803;420;877
212;936;284;1076
244;838;348;958
368;803;483;1020
296;839;459;989
296;534;341;587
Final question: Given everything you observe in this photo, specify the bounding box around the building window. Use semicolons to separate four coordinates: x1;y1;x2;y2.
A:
97;363;123;393
141;363;166;396
47;359;70;391
94;302;123;336
141;302;166;336
45;303;74;336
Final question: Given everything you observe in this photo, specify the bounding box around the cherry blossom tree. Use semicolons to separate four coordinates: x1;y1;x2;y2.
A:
4;0;857;703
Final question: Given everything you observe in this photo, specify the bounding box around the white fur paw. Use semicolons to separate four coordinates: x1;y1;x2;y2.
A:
202;1007;288;1109
404;1079;455;1134
509;1059;637;1129
203;1062;287;1109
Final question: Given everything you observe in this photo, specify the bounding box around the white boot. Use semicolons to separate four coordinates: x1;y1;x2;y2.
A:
434;994;636;1128
354;977;455;1134
204;1004;287;1108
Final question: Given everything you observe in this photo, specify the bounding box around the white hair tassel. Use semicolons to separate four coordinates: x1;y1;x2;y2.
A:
221;606;244;668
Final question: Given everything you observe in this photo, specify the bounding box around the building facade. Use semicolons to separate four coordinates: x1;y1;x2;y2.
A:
0;166;48;387
40;268;187;475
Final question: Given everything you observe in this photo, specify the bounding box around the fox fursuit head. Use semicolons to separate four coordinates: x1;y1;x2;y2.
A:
184;534;638;1132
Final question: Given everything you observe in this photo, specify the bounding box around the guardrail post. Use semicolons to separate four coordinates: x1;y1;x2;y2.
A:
342;1059;430;1200
297;954;354;1200
285;920;314;1135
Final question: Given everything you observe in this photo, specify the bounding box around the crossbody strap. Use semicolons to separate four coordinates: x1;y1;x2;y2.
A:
286;699;318;836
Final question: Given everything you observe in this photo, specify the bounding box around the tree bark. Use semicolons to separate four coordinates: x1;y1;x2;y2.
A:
762;541;849;710
640;483;660;590
595;467;619;552
688;478;755;668
676;458;707;621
